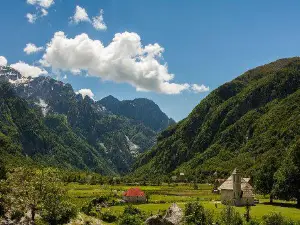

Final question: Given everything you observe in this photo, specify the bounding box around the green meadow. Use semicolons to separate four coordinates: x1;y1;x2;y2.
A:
66;183;300;223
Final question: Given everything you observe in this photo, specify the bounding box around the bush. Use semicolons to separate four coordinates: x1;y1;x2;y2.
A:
262;213;285;225
101;211;117;223
262;213;300;225
247;220;260;225
118;214;143;225
123;205;142;215
184;202;213;225
219;205;243;225
41;200;77;225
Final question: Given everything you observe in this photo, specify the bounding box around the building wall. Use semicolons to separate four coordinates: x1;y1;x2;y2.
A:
221;190;254;206
220;190;234;204
123;196;146;203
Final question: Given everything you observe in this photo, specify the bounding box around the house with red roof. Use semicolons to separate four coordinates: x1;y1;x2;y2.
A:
122;187;146;203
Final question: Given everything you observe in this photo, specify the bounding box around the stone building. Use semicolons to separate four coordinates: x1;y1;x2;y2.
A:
122;187;146;203
218;168;254;206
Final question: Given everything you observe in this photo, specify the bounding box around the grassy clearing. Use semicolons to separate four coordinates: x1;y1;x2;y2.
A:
66;183;300;223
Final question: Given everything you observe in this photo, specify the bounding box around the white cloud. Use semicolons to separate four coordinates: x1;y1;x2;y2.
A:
71;6;90;24
26;13;37;23
26;0;54;23
0;56;7;66
41;8;48;17
24;43;44;55
76;89;95;99
41;31;192;94
26;0;54;8
92;9;107;30
70;69;81;75
11;61;48;78
191;84;210;93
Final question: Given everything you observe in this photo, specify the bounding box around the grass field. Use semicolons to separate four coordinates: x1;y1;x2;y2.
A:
66;182;300;223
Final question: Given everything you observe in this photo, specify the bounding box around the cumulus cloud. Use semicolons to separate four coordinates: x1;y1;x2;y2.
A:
41;31;194;94
24;43;44;55
92;9;107;30
0;56;7;66
191;84;209;93
26;0;54;8
26;13;37;23
76;89;95;99
71;6;90;24
11;61;48;78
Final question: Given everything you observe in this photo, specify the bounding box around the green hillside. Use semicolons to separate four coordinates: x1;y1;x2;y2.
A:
133;57;300;179
0;82;116;174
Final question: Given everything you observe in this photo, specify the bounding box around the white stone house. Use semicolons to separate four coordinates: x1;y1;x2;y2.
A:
218;168;254;206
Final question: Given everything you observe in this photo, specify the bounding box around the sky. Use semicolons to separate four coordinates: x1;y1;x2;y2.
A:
1;1;300;121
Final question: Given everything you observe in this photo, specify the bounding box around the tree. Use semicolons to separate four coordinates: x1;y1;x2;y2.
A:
254;155;278;203
219;205;243;225
245;201;251;222
0;167;77;223
262;213;285;225
119;205;144;225
184;202;213;225
118;214;143;225
273;140;300;207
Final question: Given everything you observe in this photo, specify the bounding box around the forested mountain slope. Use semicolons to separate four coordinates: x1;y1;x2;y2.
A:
0;81;115;174
0;66;169;174
133;57;300;179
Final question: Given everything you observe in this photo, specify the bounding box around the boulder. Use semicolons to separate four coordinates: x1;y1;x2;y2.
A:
145;203;183;225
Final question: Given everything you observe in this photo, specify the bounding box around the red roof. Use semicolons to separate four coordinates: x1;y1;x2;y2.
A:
123;187;145;197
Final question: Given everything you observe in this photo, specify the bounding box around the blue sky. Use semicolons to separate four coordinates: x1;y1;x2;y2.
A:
1;1;300;121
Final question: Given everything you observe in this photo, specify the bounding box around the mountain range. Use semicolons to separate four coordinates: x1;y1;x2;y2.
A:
0;66;174;175
133;57;300;179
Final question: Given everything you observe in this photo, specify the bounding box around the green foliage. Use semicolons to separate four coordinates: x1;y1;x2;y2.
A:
0;167;77;224
219;205;243;225
40;199;77;225
273;139;300;206
254;155;278;202
100;211;118;223
118;214;143;225
123;205;142;215
262;213;286;225
184;201;213;225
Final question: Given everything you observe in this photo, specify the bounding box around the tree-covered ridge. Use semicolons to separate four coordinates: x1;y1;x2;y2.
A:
133;57;300;179
0;82;115;174
99;95;176;132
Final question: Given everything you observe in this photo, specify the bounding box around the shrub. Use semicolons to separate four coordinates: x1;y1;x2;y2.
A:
101;211;117;223
262;213;285;225
184;202;213;225
118;214;143;225
40;200;77;225
123;205;142;215
219;205;243;225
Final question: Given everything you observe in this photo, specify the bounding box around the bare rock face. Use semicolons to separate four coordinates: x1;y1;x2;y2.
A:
145;203;183;225
164;203;183;225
